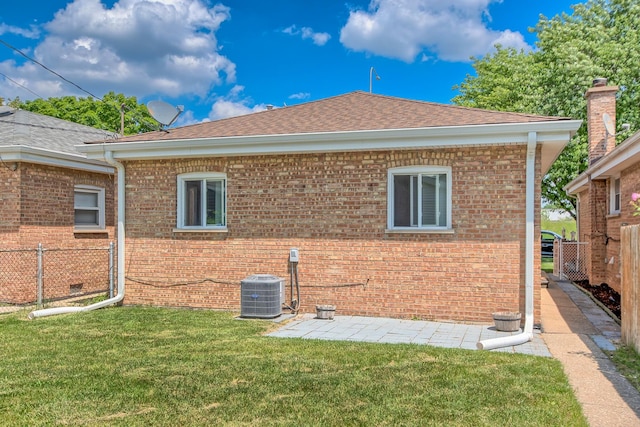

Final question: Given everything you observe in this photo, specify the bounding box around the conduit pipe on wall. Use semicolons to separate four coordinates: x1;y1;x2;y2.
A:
28;150;126;319
477;132;537;350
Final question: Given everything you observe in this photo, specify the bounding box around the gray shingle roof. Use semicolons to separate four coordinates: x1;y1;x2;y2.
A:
0;107;115;155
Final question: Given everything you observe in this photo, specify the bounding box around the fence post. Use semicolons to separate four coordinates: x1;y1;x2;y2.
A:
109;241;114;298
36;243;43;308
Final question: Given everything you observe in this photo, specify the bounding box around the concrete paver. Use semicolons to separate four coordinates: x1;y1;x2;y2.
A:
268;313;551;356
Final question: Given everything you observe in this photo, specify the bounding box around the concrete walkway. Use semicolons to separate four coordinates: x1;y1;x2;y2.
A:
542;276;640;426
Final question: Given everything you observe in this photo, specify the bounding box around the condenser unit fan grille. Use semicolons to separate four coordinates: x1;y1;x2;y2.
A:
240;274;284;318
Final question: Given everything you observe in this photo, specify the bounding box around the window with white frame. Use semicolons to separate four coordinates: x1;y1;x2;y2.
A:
74;185;105;229
610;176;621;214
387;166;452;230
177;173;226;229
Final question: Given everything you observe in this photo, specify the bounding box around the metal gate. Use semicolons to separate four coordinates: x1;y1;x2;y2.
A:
553;240;589;281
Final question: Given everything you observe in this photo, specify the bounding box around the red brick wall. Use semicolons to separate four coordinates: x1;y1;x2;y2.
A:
577;163;640;294
0;165;20;243
586;85;617;164
0;162;115;303
603;162;640;293
120;145;540;323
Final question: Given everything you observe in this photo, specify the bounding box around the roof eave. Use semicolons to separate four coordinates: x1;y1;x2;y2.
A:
565;129;640;195
0;145;115;174
79;120;582;170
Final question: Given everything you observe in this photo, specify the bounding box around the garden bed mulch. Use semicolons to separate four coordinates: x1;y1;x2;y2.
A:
573;280;621;320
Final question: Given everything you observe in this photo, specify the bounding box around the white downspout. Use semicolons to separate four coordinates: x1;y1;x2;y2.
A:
477;132;536;350
29;150;125;319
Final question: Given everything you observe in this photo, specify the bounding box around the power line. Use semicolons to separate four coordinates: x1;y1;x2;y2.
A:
0;38;103;101
0;71;43;99
0;37;162;134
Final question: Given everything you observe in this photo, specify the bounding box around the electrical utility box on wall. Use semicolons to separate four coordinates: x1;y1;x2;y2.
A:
240;274;285;318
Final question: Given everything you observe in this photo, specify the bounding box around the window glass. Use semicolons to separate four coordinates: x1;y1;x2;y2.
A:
206;180;224;226
75;192;98;208
74;186;104;229
178;174;226;228
614;178;621;212
391;169;449;229
75;210;99;225
184;180;202;226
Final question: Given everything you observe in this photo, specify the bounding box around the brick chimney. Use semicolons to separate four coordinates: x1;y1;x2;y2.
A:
585;78;619;164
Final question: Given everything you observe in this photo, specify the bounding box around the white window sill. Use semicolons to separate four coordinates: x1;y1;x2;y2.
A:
173;228;228;233
606;212;621;218
74;228;107;234
385;228;455;234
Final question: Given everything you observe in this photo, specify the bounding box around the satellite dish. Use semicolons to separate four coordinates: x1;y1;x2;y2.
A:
147;100;183;127
603;113;615;136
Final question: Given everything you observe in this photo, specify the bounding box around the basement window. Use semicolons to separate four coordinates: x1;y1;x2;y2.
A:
74;185;105;230
177;173;227;229
387;166;452;231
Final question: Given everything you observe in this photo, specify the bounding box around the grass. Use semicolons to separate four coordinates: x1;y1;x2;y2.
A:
610;346;640;392
0;307;587;426
541;256;554;273
541;218;576;238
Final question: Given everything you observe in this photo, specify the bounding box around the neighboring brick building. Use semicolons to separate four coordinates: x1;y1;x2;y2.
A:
0;107;116;303
81;92;581;323
566;79;640;293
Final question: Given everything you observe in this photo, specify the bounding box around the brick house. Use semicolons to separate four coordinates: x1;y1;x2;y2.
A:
80;92;581;323
0;107;116;303
565;79;640;293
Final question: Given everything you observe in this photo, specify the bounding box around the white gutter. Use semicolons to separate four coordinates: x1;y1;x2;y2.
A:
0;145;114;174
477;131;536;350
78;120;581;173
28;150;125;319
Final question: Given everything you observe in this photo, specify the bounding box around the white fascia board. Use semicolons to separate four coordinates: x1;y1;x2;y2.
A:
564;172;589;195
0;145;114;174
79;120;582;162
586;131;640;180
564;130;640;195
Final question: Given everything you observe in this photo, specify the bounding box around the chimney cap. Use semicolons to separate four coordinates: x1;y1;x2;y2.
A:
593;77;608;87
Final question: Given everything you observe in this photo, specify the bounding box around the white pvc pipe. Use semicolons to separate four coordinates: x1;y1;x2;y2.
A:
477;132;536;350
29;150;126;319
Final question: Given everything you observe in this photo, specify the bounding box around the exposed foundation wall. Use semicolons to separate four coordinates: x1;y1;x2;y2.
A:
120;145;540;323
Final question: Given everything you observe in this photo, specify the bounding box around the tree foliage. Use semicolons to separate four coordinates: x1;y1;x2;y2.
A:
13;92;158;135
453;0;640;218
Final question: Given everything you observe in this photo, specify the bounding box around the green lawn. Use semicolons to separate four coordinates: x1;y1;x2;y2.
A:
0;307;587;426
541;218;576;238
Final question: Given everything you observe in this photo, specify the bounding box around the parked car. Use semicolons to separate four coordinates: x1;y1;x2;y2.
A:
541;230;563;257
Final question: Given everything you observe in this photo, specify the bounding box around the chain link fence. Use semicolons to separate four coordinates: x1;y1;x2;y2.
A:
554;240;589;282
0;243;114;307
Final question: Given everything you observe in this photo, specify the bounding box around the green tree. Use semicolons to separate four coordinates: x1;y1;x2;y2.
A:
453;0;640;218
16;92;158;135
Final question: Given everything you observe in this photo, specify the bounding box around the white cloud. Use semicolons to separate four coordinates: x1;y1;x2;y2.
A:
208;85;268;120
339;0;530;62
288;92;310;100
0;23;40;39
283;25;331;46
0;0;235;100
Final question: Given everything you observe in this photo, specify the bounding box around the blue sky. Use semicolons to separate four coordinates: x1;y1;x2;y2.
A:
0;0;577;127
